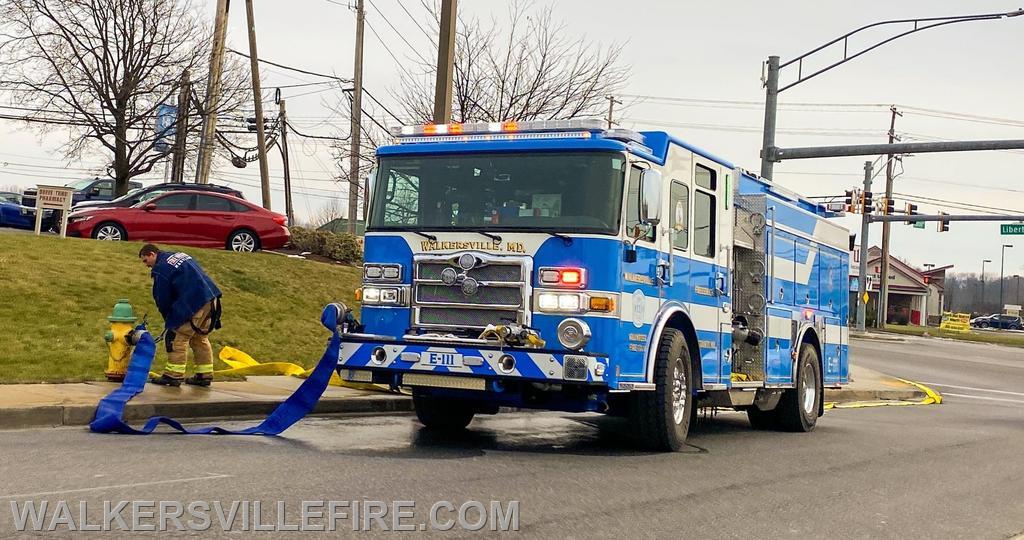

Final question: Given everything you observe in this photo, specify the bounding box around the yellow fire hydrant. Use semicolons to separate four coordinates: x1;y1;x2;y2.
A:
104;299;138;382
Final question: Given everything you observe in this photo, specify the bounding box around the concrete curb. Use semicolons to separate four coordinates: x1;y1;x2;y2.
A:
0;395;413;431
824;387;926;403
850;332;907;343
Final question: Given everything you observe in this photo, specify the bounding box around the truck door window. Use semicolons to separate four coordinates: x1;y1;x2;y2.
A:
695;164;716;190
693;190;715;257
625;166;655;242
670;180;689;251
97;181;113;197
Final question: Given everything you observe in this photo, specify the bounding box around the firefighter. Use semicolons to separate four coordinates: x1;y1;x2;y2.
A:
139;244;222;387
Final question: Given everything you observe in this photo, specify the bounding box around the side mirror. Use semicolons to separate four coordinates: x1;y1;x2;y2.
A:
90;187;101;195
143;203;157;211
364;168;377;221
639;168;662;226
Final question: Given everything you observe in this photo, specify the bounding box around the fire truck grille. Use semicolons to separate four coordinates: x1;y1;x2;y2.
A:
417;307;521;328
412;254;529;331
415;284;522;307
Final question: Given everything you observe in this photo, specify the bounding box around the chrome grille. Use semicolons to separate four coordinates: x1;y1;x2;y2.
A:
564;355;589;381
417;263;522;282
412;252;530;331
417;307;520;327
415;284;522;307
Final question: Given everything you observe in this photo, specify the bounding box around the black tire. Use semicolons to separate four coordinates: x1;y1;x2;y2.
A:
412;389;475;431
227;229;260;252
979;322;990;329
91;221;126;241
775;345;821;432
631;328;693;451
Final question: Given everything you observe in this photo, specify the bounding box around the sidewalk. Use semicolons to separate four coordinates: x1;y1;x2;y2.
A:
0;366;930;430
0;376;412;430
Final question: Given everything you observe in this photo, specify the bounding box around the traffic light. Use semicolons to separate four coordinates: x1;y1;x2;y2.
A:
844;190;857;213
860;191;873;214
904;203;918;225
937;211;950;232
884;197;895;215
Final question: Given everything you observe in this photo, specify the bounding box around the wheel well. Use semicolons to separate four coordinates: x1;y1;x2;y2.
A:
662;312;703;391
227;227;260;247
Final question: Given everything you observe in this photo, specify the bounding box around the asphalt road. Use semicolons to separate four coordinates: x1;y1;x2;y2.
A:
1;336;1022;539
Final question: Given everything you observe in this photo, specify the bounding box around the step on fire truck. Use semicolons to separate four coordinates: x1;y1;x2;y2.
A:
335;119;850;451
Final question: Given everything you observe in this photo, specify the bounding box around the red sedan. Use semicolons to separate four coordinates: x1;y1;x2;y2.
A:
66;190;290;252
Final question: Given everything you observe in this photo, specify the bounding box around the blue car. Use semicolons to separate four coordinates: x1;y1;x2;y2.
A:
0;191;53;230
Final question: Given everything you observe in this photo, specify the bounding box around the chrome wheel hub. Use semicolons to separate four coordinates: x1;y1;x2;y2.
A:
671;357;687;424
801;366;816;415
96;226;121;241
231;233;256;252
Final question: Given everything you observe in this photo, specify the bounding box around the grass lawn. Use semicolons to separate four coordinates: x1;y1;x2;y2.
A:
881;324;1024;348
0;233;362;383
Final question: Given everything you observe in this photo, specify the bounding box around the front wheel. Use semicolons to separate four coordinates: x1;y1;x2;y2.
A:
92;222;126;241
979;322;990;329
227;229;260;252
412;389;475;431
631;328;693;451
776;345;821;432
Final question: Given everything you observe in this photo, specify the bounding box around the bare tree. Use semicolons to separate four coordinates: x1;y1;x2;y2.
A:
396;0;629;123
0;0;249;196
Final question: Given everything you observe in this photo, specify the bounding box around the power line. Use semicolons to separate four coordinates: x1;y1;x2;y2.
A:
391;0;436;44
365;0;432;64
286;121;349;142
363;18;421;83
227;49;352;83
893;192;1024;215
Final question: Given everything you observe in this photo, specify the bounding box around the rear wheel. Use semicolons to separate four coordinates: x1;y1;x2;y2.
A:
227;229;260;252
632;328;693;451
92;222;125;241
412;389;475;431
775;345;821;432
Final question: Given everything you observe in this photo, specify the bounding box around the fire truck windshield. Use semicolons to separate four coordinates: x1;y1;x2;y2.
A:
368;152;627;234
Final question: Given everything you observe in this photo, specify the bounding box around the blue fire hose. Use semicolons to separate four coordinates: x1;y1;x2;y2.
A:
89;304;344;435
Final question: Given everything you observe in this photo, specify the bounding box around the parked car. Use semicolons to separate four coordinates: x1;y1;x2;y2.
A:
0;191;54;230
970;314;1023;330
66;190;289;252
71;182;244;212
22;178;144;208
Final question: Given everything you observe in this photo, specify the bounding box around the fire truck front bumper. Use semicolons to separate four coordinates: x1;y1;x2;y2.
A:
336;337;610;390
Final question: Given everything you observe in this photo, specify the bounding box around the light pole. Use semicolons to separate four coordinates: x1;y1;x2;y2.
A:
921;262;937;325
1000;244;1014;313
1015;274;1021;306
981;259;992;311
760;8;1023;181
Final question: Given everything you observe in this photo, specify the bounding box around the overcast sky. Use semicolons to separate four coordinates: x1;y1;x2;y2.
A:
2;0;1023;278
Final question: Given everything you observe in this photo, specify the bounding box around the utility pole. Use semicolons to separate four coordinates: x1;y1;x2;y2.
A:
195;0;232;185
605;95;622;129
1001;244;1014;312
278;98;294;227
433;0;457;124
876;106;902;328
856;160;873;332
169;70;191;184
760;55;780;180
244;0;272;209
348;0;365;235
982;258;991;309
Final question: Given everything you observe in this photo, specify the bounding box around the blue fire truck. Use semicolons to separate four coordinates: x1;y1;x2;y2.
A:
335;119;850;451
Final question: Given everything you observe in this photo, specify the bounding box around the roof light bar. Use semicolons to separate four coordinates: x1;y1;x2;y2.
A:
390;118;609;138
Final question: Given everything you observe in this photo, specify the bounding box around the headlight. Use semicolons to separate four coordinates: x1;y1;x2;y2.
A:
364;263;401;282
360;286;407;306
68;215;94;223
535;291;616;314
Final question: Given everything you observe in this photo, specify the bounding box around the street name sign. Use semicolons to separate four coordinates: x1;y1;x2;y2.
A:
1001;223;1024;235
